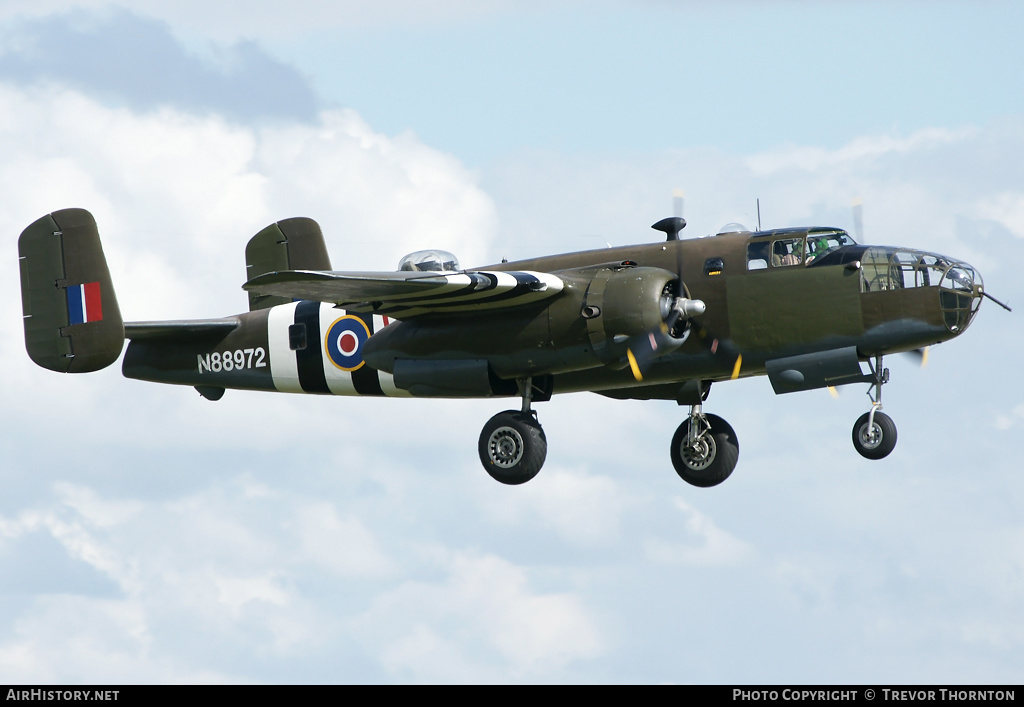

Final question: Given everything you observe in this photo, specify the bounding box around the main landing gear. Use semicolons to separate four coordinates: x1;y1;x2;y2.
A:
851;354;898;460
478;378;548;485
477;377;743;488
670;405;740;487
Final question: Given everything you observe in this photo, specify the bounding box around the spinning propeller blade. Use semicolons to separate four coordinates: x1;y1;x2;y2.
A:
627;217;705;380
904;346;929;368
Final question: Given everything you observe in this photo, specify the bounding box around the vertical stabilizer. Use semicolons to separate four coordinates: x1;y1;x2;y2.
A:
245;217;332;311
18;208;125;373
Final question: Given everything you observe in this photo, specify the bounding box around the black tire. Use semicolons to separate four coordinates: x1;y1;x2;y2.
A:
478;411;547;485
670;413;739;487
852;411;897;460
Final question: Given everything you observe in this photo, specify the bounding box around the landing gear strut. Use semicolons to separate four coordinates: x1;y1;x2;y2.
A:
852;354;898;460
670;405;739;487
478;377;548;485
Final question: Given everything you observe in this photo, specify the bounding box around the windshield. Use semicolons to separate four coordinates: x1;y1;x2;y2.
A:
806;230;857;264
746;229;857;270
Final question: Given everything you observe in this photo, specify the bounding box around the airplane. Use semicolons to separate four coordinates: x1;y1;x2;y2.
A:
17;207;1011;487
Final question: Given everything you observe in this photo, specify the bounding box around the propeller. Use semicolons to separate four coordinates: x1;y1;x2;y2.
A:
625;216;706;381
624;294;706;380
852;197;864;241
828;345;930;399
696;322;744;380
625;194;747;382
904;346;930;368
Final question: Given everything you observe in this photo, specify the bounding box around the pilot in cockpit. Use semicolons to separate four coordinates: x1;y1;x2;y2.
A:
774;239;802;266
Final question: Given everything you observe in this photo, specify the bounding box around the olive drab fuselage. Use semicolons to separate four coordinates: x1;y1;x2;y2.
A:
121;228;979;403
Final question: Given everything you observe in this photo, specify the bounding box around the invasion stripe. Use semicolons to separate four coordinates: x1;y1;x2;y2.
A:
267;302;301;392
294;300;330;394
349;311;384;396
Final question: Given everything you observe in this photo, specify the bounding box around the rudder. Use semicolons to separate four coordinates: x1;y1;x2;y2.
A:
18;208;125;373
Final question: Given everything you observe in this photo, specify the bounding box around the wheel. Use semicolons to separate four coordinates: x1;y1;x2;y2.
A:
478;411;547;485
670;413;739;487
852;411;897;460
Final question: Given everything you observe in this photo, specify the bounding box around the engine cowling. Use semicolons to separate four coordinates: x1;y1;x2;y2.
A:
575;264;677;341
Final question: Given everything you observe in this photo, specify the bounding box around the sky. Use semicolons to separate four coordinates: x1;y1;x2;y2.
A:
1;0;1023;684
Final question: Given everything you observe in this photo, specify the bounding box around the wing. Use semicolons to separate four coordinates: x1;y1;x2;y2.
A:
242;269;564;317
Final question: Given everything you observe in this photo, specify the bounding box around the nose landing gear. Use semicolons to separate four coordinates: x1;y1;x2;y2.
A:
852;354;898;460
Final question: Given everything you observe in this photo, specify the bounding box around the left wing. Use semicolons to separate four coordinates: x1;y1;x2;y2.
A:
242;269;564;317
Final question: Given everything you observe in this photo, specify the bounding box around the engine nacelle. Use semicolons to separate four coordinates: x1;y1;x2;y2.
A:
576;263;677;339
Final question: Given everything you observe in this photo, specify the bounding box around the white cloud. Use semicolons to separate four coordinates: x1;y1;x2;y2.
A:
995;403;1024;431
293;502;396;578
480;466;628;546
643;497;750;566
0;81;496;327
0;478;396;680
745;127;976;176
352;550;603;682
975;192;1024;239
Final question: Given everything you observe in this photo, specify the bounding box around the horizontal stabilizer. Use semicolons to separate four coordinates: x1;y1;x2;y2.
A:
18;208;124;373
124;319;240;342
243;269;563;318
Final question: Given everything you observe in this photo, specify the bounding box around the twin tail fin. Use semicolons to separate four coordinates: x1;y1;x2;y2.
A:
18;208;124;373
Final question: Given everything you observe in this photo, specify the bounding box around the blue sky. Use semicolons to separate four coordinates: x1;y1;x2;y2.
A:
276;1;1024;164
0;0;1022;684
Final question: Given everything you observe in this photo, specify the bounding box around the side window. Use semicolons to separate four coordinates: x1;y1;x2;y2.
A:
772;238;804;267
704;257;725;276
288;323;307;351
746;241;769;270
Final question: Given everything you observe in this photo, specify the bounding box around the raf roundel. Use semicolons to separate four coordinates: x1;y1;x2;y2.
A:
324;315;371;371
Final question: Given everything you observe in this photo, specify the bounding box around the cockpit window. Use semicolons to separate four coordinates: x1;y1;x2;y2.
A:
746;228;855;271
772;238;804;266
860;248;980;293
859;247;982;332
746;240;769;270
805;230;856;264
